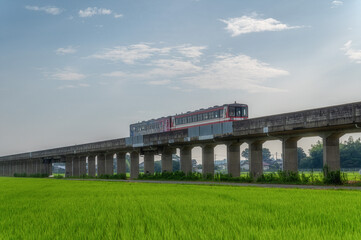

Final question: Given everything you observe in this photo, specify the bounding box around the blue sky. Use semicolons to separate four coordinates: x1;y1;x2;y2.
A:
1;0;361;160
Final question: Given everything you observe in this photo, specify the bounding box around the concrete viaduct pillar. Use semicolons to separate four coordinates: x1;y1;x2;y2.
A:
65;156;73;177
249;140;264;179
227;143;241;177
130;151;139;179
282;137;301;172
323;133;344;171
180;146;192;174
79;156;87;176
116;153;126;174
161;148;174;173
202;144;215;175
88;155;96;177
97;154;106;176
105;153;114;175
72;156;80;177
144;152;154;174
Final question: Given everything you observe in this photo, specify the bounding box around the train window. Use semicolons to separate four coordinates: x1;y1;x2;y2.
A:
193;115;197;122
182;117;186;124
214;110;219;118
198;114;203;121
188;116;192;123
229;107;235;117
236;107;242;117
209;111;214;119
243;107;248;117
203;113;208;120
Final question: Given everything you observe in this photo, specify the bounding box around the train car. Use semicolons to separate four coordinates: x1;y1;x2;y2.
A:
171;103;248;130
130;117;171;137
129;103;248;136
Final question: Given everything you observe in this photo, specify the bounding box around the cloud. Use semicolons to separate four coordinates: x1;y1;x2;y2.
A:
90;43;206;64
51;68;86;81
331;0;343;8
220;15;301;36
342;41;361;63
102;71;127;77
146;59;202;77
177;45;207;58
58;83;89;90
183;54;289;92
148;80;171;85
114;14;123;18
91;44;171;64
25;6;63;15
55;46;77;55
79;7;112;17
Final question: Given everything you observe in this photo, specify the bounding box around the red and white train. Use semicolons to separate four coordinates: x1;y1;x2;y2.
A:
130;103;248;137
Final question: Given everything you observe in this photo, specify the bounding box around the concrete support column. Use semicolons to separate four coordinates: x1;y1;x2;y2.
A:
282;137;301;172
202;144;215;175
88;155;96;177
105;153;114;175
35;159;41;174
249;140;264;179
180;146;192;174
72;156;80;176
130;151;139;179
26;160;31;175
65;156;73;177
323;133;344;171
0;162;3;176
144;152;154;174
97;154;106;176
116;153;126;174
227;143;241;177
4;162;9;176
6;162;11;176
9;161;14;176
20;161;25;174
79;156;87;176
161;148;174;173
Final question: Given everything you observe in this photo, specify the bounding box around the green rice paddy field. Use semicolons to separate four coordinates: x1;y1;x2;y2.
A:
1;177;361;239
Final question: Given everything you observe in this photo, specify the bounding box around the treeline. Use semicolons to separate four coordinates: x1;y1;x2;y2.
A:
299;137;361;169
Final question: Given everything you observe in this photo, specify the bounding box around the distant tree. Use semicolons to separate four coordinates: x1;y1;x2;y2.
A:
172;160;180;172
340;137;361;168
241;148;249;159
297;147;307;166
299;141;323;169
154;161;162;173
241;148;272;161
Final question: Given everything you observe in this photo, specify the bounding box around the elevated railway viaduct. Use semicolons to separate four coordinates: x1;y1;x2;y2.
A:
1;101;361;179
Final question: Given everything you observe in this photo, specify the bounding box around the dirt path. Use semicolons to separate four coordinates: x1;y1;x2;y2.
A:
64;178;361;191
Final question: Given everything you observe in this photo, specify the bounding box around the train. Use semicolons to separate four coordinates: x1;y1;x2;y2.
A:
130;103;248;137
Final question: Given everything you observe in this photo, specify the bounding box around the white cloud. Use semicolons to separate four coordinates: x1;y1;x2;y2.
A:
220;15;301;36
58;83;89;90
342;41;361;63
55;46;77;55
51;68;86;81
183;54;289;92
91;44;171;64
148;80;171;85
102;71;127;77
25;6;63;15
331;0;343;8
147;59;202;77
90;43;206;63
79;7;112;17
177;45;207;58
114;14;123;18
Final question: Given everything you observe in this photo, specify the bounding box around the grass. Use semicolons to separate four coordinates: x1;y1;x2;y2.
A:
1;177;361;239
